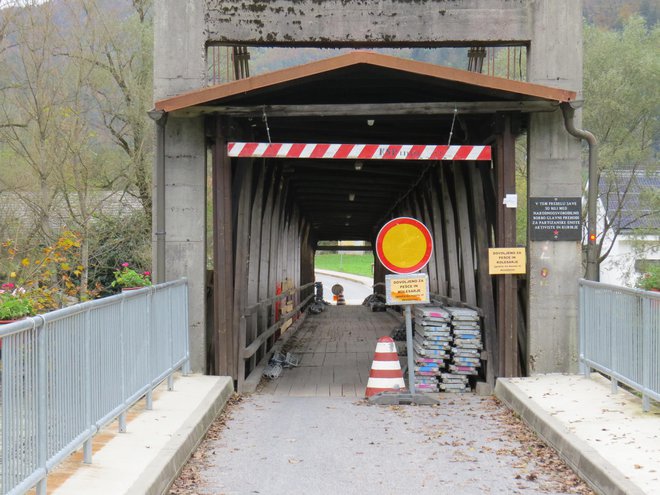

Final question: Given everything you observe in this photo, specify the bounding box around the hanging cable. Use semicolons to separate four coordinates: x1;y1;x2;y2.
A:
262;106;272;143
447;107;458;146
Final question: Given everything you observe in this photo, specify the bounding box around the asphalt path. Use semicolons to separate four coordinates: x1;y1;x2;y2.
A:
175;394;593;495
314;272;373;305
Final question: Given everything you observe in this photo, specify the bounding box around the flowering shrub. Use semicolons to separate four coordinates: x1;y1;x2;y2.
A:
111;263;152;289
1;231;94;313
0;283;34;320
637;265;660;292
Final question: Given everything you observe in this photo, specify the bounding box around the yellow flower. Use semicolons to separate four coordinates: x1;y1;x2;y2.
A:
10;272;16;278
21;258;30;267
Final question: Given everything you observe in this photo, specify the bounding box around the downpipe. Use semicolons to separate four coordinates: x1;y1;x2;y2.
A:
561;103;599;281
148;109;168;283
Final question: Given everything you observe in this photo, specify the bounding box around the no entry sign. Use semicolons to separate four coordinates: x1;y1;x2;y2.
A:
376;217;433;274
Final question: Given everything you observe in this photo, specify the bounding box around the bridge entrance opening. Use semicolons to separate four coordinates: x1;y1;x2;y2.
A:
155;51;576;392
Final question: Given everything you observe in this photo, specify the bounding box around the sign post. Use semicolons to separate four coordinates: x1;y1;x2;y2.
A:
376;217;434;403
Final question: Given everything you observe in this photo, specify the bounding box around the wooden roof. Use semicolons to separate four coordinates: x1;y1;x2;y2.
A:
155;51;576;112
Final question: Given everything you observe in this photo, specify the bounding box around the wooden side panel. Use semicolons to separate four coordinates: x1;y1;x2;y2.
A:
453;163;477;306
439;166;461;299
429;172;447;296
232;161;253;377
469;163;497;387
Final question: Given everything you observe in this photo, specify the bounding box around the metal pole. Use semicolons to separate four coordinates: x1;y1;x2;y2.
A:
405;305;415;395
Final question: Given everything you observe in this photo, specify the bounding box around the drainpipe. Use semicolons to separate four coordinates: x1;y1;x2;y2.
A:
561;102;599;281
148;109;168;283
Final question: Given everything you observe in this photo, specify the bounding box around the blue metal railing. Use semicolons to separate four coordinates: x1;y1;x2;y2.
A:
0;279;190;495
579;279;659;412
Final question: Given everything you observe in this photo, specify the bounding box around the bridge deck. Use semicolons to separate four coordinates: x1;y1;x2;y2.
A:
260;305;402;397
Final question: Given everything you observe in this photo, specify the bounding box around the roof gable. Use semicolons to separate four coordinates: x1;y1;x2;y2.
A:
155;51;577;112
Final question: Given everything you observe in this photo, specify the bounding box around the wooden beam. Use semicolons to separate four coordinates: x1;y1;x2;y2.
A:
439;166;461;299
232;160;254;380
212;117;235;378
428;176;447;296
173;101;559;118
495;114;518;378
470;163;497;388
453;163;477;306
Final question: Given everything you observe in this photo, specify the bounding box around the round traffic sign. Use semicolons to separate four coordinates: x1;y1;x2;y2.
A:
376;217;433;274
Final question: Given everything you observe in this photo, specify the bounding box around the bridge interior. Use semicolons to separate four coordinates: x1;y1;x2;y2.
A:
156;51;575;390
260;306;402;397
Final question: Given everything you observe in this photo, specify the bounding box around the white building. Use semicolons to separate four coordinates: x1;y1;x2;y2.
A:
597;170;660;287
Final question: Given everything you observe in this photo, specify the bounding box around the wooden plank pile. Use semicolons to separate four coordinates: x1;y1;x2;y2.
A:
410;304;483;393
441;307;482;393
412;306;452;393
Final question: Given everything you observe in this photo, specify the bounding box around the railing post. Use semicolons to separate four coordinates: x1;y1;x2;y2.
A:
642;297;651;412
579;282;588;376
609;289;618;394
168;286;174;391
84;308;93;463
146;288;154;410
119;297;127;433
36;318;48;495
237;316;247;393
182;281;191;375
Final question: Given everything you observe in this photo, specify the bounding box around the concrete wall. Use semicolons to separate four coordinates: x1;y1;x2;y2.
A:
205;0;533;46
153;0;584;375
527;0;583;374
154;1;208;372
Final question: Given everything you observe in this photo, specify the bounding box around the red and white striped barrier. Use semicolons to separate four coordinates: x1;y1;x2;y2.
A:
365;336;406;398
228;142;491;161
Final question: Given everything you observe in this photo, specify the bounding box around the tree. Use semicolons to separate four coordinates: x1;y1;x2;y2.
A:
63;0;154;217
0;1;68;243
583;17;659;265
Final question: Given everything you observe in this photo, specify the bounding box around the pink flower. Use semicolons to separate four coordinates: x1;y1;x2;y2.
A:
121;262;130;268
143;271;151;276
2;283;15;290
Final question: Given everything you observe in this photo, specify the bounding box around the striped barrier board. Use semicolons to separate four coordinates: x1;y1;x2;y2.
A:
228;142;491;161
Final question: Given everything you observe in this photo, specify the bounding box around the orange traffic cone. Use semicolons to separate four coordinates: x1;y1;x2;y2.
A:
365;336;406;398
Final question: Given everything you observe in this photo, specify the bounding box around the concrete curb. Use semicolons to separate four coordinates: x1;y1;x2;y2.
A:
495;379;646;495
314;269;373;287
127;376;234;495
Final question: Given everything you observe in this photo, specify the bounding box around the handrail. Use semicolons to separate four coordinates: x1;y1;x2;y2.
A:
579;279;659;412
1;280;190;495
237;282;315;393
243;281;315;316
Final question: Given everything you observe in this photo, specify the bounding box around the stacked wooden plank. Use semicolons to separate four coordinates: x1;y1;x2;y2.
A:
412;306;452;393
440;307;482;393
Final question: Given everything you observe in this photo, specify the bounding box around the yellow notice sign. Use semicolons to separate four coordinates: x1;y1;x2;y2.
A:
385;274;430;305
489;248;527;275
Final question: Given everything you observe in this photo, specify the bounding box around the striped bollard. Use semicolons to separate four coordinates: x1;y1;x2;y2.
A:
365;336;405;398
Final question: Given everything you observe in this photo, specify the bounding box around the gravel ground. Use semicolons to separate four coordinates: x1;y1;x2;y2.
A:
170;394;594;495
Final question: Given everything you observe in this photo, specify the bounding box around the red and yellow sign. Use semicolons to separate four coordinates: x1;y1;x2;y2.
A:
376;217;433;274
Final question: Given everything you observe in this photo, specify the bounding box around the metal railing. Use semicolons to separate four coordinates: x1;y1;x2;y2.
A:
579;279;659;411
238;282;315;392
0;279;190;495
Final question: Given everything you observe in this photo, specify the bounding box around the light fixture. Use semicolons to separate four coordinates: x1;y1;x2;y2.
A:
354;161;363;171
345;222;350;227
346;214;352;219
367;119;375;126
349;193;356;202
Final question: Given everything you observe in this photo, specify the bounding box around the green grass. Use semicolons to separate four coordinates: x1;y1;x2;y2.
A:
315;253;374;278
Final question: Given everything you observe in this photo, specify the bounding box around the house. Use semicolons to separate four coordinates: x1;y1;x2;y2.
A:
598;170;660;287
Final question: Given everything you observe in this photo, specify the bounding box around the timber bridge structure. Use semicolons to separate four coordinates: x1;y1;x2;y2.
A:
152;0;585;389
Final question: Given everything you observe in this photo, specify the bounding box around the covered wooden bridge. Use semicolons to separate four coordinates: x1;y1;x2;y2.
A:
154;51;576;389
